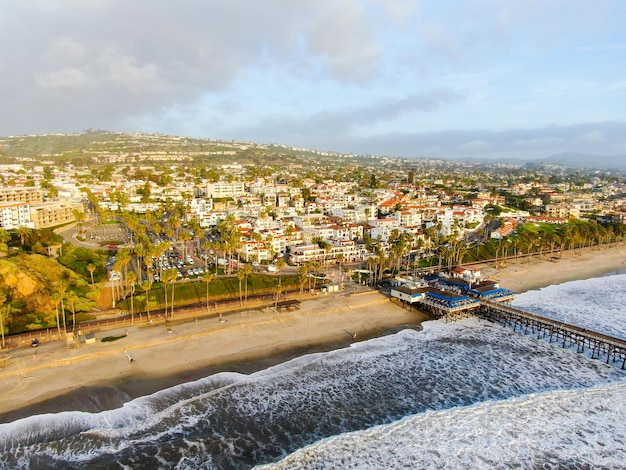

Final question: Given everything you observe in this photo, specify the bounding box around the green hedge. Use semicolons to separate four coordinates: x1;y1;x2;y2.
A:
118;273;300;311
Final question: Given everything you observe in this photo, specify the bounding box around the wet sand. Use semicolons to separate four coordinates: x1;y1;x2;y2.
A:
491;244;626;292
0;289;428;423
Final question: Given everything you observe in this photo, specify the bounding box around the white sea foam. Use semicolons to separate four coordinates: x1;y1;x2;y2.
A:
259;380;626;469
1;273;625;468
256;272;626;469
512;272;626;340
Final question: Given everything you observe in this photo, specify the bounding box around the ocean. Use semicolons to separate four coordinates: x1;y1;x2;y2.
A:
1;273;625;469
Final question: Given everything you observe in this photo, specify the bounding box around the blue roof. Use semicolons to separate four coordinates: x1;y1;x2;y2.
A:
427;291;469;303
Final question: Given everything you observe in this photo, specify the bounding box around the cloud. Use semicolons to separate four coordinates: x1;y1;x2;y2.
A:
226;89;463;140
0;0;623;161
0;0;382;134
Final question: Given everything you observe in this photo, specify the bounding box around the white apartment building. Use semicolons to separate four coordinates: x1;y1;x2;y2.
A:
193;210;227;228
0;202;33;229
328;223;363;240
290;239;361;265
393;209;423;227
368;218;399;242
188;198;214;225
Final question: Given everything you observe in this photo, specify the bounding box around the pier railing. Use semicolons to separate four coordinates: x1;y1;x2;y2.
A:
479;300;626;370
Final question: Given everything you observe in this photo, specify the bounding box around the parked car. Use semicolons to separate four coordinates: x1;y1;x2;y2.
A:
31;338;39;347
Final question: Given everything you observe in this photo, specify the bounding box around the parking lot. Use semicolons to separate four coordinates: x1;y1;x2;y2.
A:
84;223;131;247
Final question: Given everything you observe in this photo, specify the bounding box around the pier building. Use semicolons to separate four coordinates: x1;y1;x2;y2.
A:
389;274;625;369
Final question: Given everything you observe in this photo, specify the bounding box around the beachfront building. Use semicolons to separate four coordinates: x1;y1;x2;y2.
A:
289;239;361;265
390;285;427;304
491;219;517;239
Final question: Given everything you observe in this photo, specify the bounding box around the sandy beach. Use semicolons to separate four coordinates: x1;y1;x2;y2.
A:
0;287;427;423
1;243;625;424
491;243;626;293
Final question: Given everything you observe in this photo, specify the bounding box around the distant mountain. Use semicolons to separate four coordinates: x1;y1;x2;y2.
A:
443;152;626;171
536;152;626;171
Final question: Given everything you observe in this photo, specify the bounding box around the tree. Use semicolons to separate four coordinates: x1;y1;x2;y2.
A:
276;258;286;288
298;265;308;300
202;240;212;271
201;272;214;314
161;268;178;319
242;264;252;304
73;209;87;236
87;263;96;286
66;291;79;332
140;280;153;323
0;229;11;252
133;242;147;282
16;226;31;246
57;280;69;334
126;271;137;325
0;287;7;348
50;292;62;338
336;253;344;288
237;270;245;305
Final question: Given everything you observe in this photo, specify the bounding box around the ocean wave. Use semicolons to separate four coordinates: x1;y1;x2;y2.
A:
260;380;626;470
1;318;623;469
512;273;626;340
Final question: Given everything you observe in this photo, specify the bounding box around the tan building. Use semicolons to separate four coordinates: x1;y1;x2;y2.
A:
29;201;83;229
0;187;44;204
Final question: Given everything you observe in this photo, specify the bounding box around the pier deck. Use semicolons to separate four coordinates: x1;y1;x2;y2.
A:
479;300;626;370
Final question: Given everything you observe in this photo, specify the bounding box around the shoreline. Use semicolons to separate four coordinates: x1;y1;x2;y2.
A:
0;290;428;423
1;244;625;424
489;244;626;293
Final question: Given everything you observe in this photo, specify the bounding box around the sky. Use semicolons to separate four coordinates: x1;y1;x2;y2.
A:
1;0;626;160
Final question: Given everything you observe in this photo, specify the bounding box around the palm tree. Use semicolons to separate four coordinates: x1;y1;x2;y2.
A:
115;248;132;286
66;292;79;332
201;272;214;314
126;271;137;325
0;229;11;252
58;280;68;334
237;270;245;306
179;230;193;259
242;264;252;304
202;240;212;271
140;280;153;323
133;242;147;281
161;268;178;319
0;287;7;349
16;226;30;246
298;265;308;300
336;253;344;288
276;258;286;288
87;263;96;286
50;292;62;338
73;209;87;236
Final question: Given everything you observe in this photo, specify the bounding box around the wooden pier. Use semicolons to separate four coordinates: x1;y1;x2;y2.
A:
479;300;626;370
